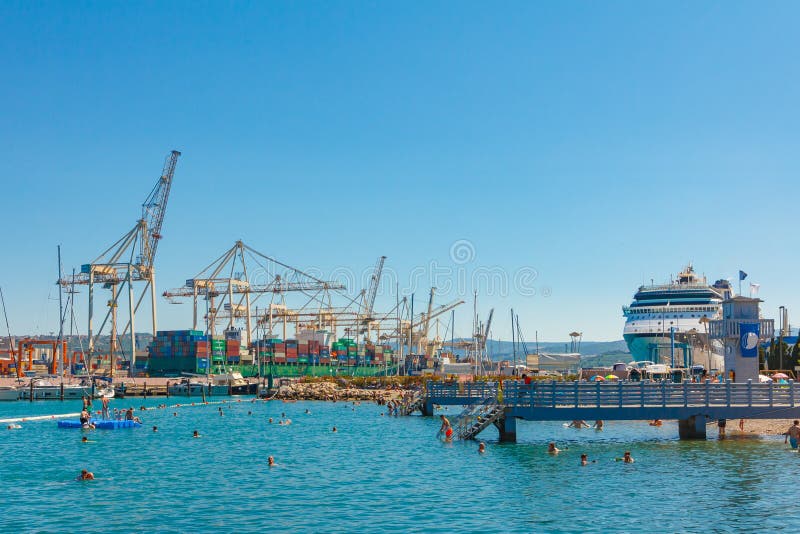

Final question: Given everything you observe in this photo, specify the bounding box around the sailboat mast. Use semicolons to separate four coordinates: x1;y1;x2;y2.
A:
57;245;64;376
0;286;18;379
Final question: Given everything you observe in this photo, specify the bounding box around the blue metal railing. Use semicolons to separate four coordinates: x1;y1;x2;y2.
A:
426;380;799;410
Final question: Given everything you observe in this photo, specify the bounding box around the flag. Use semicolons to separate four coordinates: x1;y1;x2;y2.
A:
739;270;748;281
749;283;760;297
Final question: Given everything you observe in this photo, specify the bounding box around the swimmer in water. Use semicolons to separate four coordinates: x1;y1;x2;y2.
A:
621;451;634;463
77;469;94;480
153;426;158;432
7;424;21;430
193;430;200;438
649;419;663;427
332;426;337;433
269;418;274;424
580;454;588;466
268;456;275;467
547;442;561;454
568;420;590;429
593;420;604;430
81;436;92;443
478;442;486;454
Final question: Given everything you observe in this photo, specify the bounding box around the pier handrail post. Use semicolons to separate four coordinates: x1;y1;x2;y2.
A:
683;380;688;407
596;380;601;408
726;380;731;407
551;380;557;408
790;380;795;408
640;380;645;407
705;379;710;407
769;380;774;407
574;379;579;408
618;380;623;408
747;379;752;408
661;380;666;408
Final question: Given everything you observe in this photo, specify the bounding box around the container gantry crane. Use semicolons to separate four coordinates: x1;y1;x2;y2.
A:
162;240;347;345
60;150;180;372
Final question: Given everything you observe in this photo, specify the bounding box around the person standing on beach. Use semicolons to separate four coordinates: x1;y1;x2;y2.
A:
784;420;800;449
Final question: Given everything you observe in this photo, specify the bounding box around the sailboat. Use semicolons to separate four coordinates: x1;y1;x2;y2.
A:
0;286;21;401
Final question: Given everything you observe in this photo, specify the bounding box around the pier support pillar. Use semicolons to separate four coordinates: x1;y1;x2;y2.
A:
496;415;517;443
678;416;707;440
420;401;434;417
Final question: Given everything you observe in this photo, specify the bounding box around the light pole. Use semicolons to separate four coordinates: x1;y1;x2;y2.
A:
779;306;785;371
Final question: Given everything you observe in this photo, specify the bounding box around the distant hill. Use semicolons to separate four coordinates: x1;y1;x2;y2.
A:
482;339;628;360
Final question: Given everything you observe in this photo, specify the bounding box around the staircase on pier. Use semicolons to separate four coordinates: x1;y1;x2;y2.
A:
454;396;506;440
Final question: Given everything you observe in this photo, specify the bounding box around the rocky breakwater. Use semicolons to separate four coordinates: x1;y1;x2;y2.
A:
274;381;404;402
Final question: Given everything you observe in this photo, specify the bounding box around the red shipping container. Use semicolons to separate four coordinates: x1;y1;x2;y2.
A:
273;355;286;363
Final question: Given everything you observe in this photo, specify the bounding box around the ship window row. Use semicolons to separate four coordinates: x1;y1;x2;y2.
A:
629;313;710;322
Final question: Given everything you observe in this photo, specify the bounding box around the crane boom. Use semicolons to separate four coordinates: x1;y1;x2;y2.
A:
482;308;494;349
363;256;386;319
140;150;180;273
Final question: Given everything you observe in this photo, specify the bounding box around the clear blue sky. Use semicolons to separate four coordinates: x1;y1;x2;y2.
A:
1;1;798;342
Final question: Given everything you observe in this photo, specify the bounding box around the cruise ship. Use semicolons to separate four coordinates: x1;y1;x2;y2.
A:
622;265;732;371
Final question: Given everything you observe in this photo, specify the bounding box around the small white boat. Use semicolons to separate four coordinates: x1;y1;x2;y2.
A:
19;378;91;400
167;377;226;397
0;385;20;401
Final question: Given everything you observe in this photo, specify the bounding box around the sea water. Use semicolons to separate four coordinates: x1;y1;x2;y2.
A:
0;397;795;533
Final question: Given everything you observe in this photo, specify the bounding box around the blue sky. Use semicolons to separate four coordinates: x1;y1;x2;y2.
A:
1;1;798;341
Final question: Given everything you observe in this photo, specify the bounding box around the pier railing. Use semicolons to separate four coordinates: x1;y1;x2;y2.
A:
427;380;799;409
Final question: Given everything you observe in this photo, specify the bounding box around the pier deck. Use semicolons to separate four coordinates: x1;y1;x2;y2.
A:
424;380;800;441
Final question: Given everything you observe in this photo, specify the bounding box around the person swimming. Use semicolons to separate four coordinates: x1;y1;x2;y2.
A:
547;442;561;454
153;426;158;432
649;419;663;427
193;430;200;438
7;424;21;430
268;456;275;467
619;451;634;463
568;420;589;429
593;420;604;430
332;426;337;432
580;454;588;466
478;442;486;454
77;469;94;480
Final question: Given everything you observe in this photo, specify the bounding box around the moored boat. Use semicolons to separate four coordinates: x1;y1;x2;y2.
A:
0;385;20;401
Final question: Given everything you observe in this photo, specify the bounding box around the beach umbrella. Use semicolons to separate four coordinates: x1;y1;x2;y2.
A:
590;375;604;381
772;373;789;379
605;374;619;380
759;375;773;383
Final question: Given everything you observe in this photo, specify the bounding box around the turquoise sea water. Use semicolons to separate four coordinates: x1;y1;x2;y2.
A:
0;397;796;533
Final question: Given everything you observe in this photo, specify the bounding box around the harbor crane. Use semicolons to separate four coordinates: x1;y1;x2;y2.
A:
162;240;347;345
358;255;386;340
60;150;180;372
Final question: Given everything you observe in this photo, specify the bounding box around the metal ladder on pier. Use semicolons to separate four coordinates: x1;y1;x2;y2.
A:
454;396;506;440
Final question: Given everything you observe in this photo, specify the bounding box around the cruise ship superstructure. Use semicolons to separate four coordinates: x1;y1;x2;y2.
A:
623;265;732;371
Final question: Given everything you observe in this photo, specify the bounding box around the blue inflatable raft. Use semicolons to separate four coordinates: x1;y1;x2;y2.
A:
58;419;142;430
